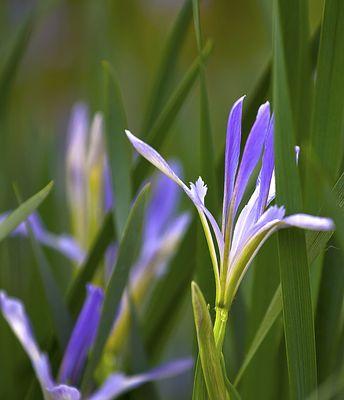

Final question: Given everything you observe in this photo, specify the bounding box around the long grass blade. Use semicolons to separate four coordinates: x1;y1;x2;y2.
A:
102;61;132;236
67;212;115;317
235;171;344;385
305;0;344;211
142;0;193;134
191;282;229;400
273;0;317;396
81;184;149;392
133;40;213;189
0;182;53;243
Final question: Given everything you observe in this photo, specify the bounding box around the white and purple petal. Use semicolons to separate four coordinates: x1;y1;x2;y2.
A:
47;385;81;400
282;214;335;231
223;96;245;231
230;101;271;220
59;284;104;385
88;358;193;400
0;291;54;393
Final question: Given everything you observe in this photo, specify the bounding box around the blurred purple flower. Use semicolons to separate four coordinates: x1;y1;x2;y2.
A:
0;286;192;400
125;96;334;311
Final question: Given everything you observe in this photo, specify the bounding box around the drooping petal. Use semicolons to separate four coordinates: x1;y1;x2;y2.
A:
256;115;275;217
223;96;245;231
282;214;335;231
88;358;193;400
59;284;104;385
3;212;86;264
125;130;188;192
126;130;224;257
144;165;181;245
0;291;54;392
47;385;81;400
230;101;271;220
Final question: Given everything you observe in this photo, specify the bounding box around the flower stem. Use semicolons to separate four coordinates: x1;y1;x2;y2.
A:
213;305;228;350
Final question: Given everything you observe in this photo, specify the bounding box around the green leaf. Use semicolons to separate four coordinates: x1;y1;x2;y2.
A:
191;281;229;400
142;0;192;134
67;212;115;318
0;11;34;115
102;61;132;237
143;219;197;358
235;171;344;386
81;184;149;392
133;40;213;189
13;184;72;350
273;0;317;397
192;0;218;212
0;182;53;243
305;0;344;211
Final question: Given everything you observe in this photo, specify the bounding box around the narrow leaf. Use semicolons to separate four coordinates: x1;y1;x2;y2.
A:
133;40;213;189
234;169;344;385
142;0;192;133
0;182;53;243
305;0;344;211
81;184;149;392
102;61;132;236
273;0;317;397
191;281;229;400
67;212;115;318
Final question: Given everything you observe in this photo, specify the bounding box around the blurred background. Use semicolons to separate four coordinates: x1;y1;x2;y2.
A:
0;0;328;399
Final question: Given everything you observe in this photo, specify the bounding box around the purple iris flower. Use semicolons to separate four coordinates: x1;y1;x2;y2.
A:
125;96;334;318
0;285;192;400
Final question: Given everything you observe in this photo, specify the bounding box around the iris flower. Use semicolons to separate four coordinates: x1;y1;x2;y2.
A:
0;285;192;400
125;96;334;348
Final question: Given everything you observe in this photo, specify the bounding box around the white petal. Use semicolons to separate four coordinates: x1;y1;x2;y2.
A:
283;214;335;231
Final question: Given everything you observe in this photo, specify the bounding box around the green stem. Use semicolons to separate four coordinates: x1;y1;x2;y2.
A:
213;305;229;350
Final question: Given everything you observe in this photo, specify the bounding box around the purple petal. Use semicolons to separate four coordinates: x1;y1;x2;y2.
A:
59;284;104;385
231;101;271;220
282;214;335;231
66;103;88;244
47;385;81;400
125;130;187;192
144;165;181;244
126;130;224;257
223;96;245;231
89;358;193;400
86;113;105;170
0;291;54;392
256;115;275;217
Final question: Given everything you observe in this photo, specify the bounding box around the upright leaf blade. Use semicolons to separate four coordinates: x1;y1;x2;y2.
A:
103;61;132;237
81;184;149;392
305;0;344;211
273;0;317;397
133;40;213;189
142;0;193;133
191;282;229;400
235;171;344;384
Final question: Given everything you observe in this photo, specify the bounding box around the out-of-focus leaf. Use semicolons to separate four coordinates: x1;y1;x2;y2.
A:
143;219;196;358
102;61;132;236
81;184;149;392
305;0;344;212
192;0;217;211
0;11;34;114
191;282;229;400
235;171;344;385
240;236;280;399
273;0;317;397
67;212;114;318
14;185;72;350
0;182;53;243
133;40;213;189
142;0;192;134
